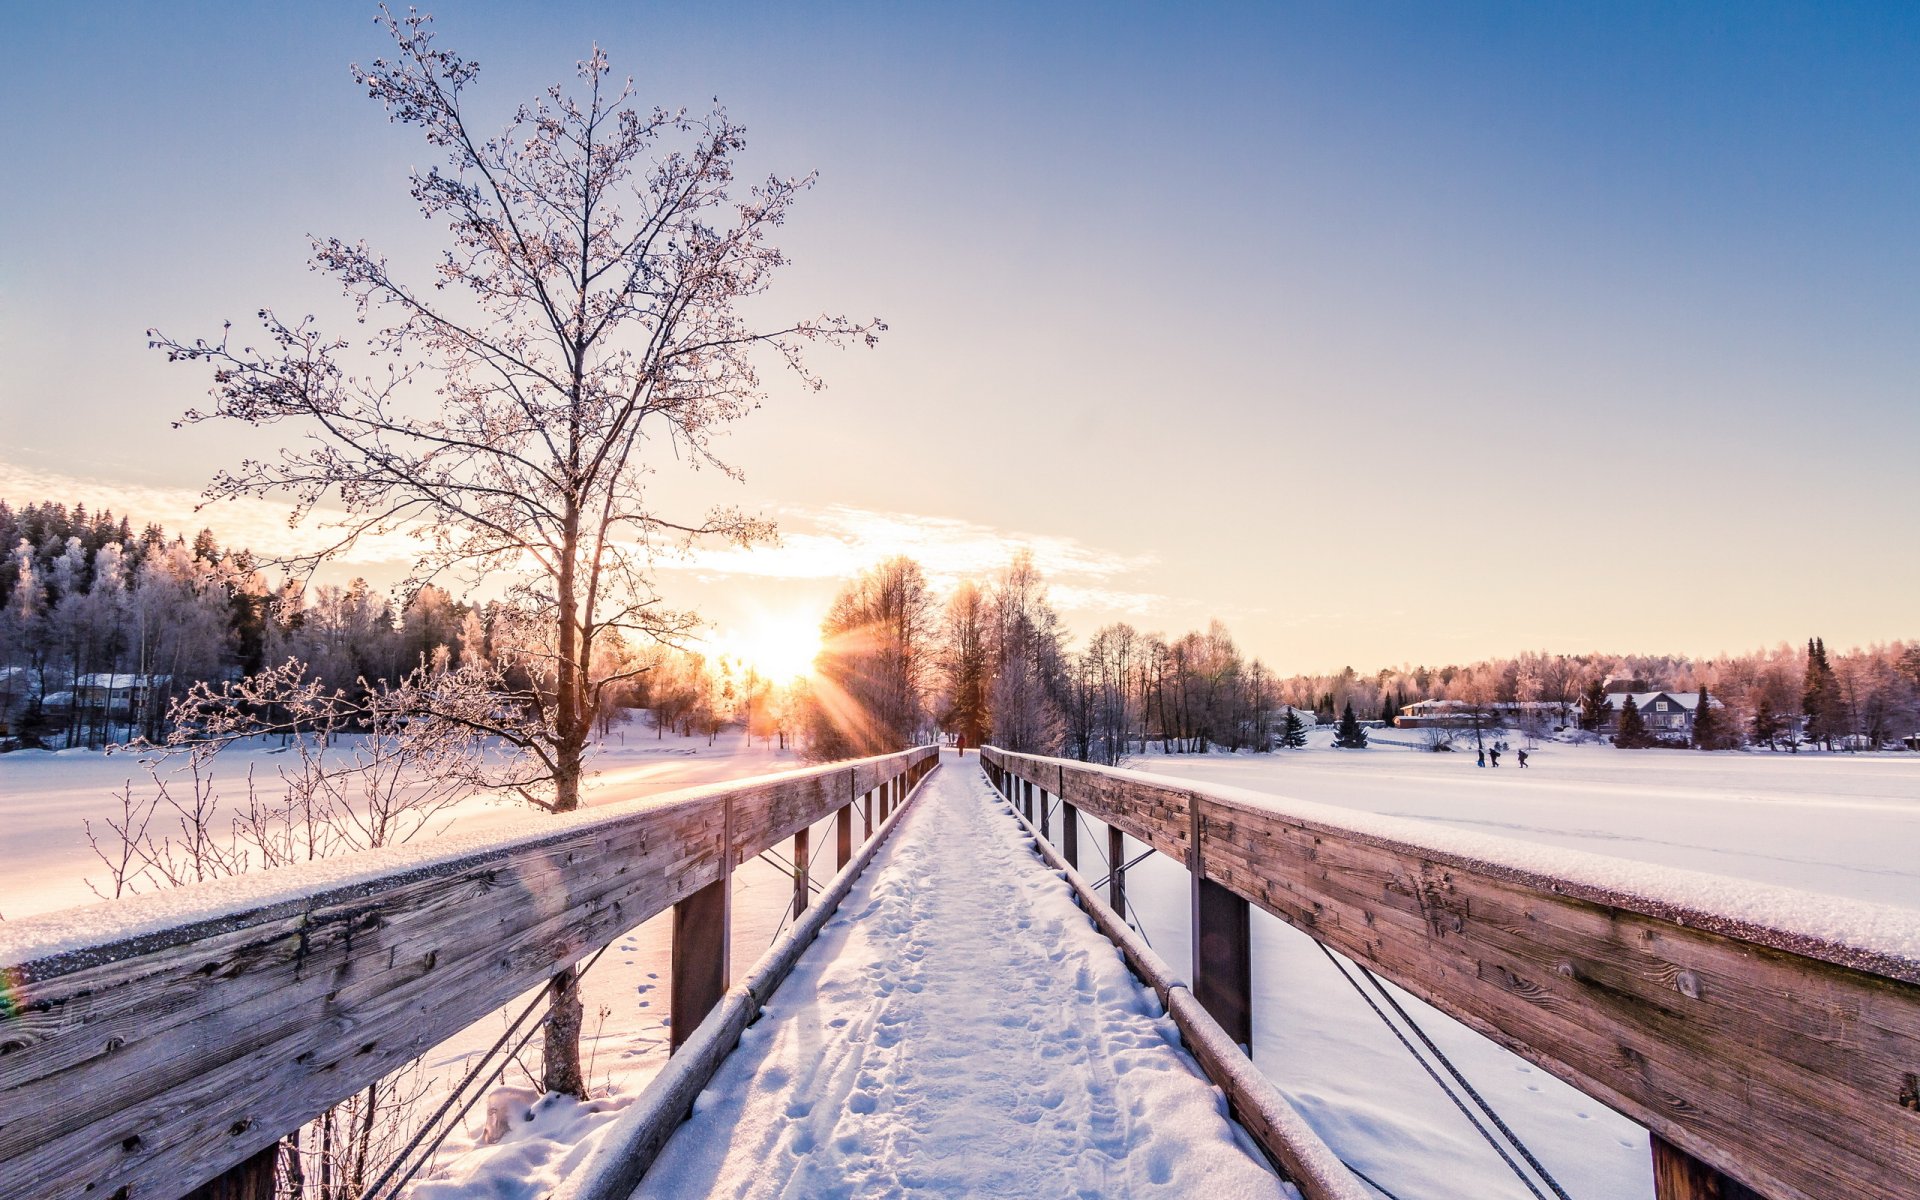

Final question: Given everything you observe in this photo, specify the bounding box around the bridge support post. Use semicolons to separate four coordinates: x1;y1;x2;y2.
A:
671;873;730;1054
1191;796;1253;1047
1062;801;1078;869
1651;1134;1766;1200
1108;825;1126;914
837;803;853;869
792;826;810;920
181;1142;278;1200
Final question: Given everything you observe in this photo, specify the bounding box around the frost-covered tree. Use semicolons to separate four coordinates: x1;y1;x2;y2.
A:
989;550;1066;754
149;11;878;1098
937;580;993;750
806;556;934;758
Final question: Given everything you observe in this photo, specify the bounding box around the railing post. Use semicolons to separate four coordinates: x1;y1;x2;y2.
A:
837;802;853;869
181;1142;278;1200
1108;824;1125;914
1023;778;1034;822
863;789;874;837
792;825;810;921
671;797;731;1054
1189;794;1252;1047
1059;764;1076;867
1039;788;1051;839
1651;1135;1766;1200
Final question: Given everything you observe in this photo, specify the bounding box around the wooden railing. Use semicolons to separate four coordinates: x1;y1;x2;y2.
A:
982;746;1920;1200
0;745;937;1200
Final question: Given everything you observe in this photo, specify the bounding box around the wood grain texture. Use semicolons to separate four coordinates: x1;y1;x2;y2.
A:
983;748;1920;1200
0;746;933;1200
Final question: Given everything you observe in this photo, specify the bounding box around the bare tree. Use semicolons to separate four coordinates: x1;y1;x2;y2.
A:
806;556;934;758
150;10;879;1096
937;580;993;750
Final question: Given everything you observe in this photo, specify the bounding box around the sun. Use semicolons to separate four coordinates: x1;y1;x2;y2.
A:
709;610;825;682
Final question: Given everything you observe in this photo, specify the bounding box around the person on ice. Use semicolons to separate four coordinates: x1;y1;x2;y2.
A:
1489;747;1501;767
1517;748;1529;768
1476;748;1486;767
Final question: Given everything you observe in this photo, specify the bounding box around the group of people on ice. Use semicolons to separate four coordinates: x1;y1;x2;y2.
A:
1477;744;1528;768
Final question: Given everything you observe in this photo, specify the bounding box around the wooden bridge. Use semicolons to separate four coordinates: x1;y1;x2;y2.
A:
3;744;1917;1199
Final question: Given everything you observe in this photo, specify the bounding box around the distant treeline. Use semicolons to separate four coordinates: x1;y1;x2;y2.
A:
802;552;1920;763
0;499;796;751
7;499;1914;758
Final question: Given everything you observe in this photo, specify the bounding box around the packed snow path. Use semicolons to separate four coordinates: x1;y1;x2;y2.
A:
633;759;1291;1200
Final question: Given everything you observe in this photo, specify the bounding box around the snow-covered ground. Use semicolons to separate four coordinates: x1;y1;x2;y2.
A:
6;729;1915;1198
634;758;1292;1200
1091;731;1920;1200
0;724;804;921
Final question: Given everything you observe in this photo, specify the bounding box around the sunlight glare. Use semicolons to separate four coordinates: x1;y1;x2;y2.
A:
709;609;825;682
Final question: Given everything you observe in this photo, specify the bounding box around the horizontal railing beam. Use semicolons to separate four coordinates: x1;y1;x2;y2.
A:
0;745;936;1200
982;746;1920;1200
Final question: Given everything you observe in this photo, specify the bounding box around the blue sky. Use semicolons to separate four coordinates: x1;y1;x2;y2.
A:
2;3;1915;672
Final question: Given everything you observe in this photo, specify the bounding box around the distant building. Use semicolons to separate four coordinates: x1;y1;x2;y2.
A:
1602;690;1721;738
1394;699;1569;730
51;674;173;722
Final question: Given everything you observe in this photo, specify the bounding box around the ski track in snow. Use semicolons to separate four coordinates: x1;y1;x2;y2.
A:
635;763;1291;1200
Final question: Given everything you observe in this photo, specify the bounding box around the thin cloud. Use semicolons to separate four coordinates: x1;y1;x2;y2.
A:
668;504;1164;614
0;463;419;566
2;466;1174;618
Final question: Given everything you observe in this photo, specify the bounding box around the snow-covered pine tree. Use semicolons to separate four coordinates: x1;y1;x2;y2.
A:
1615;695;1649;748
1751;695;1780;749
1334;701;1369;749
1691;685;1722;750
1280;706;1308;748
1803;636;1838;749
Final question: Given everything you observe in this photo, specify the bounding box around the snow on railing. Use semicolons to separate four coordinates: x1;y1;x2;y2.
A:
982;746;1920;1200
0;745;938;1200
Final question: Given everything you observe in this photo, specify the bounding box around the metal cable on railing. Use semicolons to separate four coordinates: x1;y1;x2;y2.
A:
1089;848;1155;891
364;941;613;1200
1340;1160;1408;1200
766;806;856;948
1317;941;1565;1200
1354;960;1573;1200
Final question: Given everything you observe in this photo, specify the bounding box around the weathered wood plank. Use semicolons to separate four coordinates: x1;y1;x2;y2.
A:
0;747;932;1200
982;748;1920;1200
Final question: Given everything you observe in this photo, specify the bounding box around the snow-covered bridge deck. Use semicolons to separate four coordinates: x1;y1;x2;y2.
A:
619;760;1292;1199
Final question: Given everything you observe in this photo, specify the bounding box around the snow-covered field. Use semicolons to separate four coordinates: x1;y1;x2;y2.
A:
0;726;805;921
1097;730;1920;1200
5;729;1915;1198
